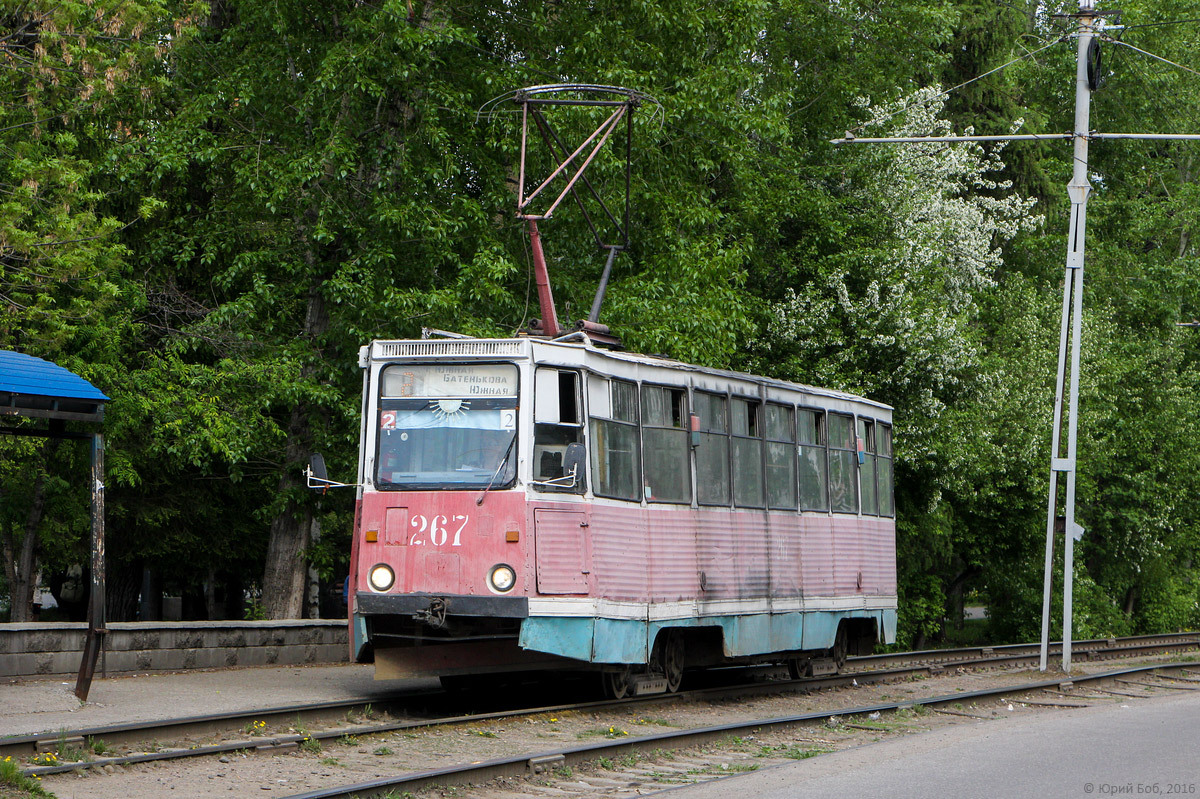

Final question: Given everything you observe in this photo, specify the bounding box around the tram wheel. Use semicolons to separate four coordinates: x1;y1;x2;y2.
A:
831;625;848;672
602;667;632;700
659;632;685;693
786;657;809;680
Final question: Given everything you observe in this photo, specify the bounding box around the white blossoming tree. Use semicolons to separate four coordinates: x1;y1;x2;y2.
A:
765;87;1044;644
771;87;1042;468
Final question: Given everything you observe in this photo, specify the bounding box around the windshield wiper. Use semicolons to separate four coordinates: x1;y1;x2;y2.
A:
476;431;518;506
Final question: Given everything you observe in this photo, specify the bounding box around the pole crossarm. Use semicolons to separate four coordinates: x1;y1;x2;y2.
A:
831;132;1200;146
831;133;1072;144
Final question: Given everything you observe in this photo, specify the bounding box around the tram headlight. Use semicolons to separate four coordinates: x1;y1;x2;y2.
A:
488;564;516;593
368;564;395;592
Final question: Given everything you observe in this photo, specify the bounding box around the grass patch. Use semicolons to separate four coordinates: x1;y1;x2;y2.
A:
894;705;929;719
576;726;628;739
299;737;322;755
373;746;394;756
632;717;680;728
2;756;56;798
785;746;833;760
87;737;111;757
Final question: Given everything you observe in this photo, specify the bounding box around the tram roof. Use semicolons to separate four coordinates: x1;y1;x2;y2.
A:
0;350;108;423
365;336;892;414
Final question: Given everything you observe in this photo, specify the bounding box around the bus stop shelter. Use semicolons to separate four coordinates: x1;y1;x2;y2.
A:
0;350;108;699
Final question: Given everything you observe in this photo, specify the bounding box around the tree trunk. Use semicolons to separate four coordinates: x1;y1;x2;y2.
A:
945;562;982;632
306;514;322;620
261;404;314;619
259;238;332;613
2;438;60;622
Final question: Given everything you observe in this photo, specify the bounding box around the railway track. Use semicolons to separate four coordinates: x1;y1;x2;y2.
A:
282;662;1200;799
11;632;1198;785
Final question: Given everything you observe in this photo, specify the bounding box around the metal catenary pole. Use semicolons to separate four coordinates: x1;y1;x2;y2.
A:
1039;3;1097;674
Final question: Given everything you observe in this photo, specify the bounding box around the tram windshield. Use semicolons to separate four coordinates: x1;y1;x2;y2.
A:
375;364;519;489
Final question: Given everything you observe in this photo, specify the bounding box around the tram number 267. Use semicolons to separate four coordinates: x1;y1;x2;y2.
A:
409;514;469;546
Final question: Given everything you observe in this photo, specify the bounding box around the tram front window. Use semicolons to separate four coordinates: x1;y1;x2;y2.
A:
376;364;519;489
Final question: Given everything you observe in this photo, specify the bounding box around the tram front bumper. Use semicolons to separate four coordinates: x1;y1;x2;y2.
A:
355;592;529;618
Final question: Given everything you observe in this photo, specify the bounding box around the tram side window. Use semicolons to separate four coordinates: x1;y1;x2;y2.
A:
588;377;641;501
533;368;584;491
732;398;764;508
693;391;730;506
858;418;878;516
798;408;829;511
878;424;895;517
828;413;858;514
765;404;798;510
641;385;691;503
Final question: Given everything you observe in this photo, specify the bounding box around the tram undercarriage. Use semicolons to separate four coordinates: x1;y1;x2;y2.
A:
363;607;879;699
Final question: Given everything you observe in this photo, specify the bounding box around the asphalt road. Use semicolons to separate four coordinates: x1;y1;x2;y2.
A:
656;690;1200;799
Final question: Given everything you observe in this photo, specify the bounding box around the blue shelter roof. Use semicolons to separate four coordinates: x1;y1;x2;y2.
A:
0;350;108;423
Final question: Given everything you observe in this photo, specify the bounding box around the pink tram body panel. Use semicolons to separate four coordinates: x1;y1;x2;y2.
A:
348;338;897;680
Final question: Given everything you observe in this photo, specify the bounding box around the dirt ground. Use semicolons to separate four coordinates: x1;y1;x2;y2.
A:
34;656;1197;799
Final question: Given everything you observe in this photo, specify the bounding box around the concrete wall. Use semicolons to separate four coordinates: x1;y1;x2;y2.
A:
0;620;349;678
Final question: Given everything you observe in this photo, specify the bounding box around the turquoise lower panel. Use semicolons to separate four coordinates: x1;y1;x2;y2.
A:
351;613;370;662
519;608;898;664
518;616;595;662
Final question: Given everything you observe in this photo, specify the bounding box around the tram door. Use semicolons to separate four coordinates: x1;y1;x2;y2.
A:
532;367;589;594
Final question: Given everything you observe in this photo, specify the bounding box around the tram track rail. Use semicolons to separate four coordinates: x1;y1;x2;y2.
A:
280;661;1200;799
9;631;1199;779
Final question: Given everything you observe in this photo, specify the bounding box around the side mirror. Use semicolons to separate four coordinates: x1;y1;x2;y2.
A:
305;453;354;490
563;442;586;492
563;442;585;478
530;442;586;491
309;453;329;483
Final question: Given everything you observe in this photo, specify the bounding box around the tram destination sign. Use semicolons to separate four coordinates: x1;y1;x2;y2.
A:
381;364;518;398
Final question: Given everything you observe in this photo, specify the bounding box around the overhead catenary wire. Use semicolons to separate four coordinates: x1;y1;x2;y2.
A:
843;35;1070;137
1102;36;1200;79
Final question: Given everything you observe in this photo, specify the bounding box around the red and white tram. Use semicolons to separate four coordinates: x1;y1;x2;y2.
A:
342;335;896;696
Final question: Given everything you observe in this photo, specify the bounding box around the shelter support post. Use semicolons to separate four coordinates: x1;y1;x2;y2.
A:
75;432;106;701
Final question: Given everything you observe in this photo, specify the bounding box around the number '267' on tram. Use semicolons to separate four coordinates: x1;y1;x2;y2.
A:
348;336;896;695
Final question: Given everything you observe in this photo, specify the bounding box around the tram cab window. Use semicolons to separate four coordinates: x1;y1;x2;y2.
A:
798;408;829;511
858;418;878;516
878;424;895;517
765;404;798;510
732;398;764;508
641;385;691;503
533;368;585;492
588;377;641;501
828;413;858;514
375;363;518;490
693;391;730;506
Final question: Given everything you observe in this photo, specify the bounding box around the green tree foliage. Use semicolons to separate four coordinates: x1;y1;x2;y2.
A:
3;0;1200;642
0;0;204;620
